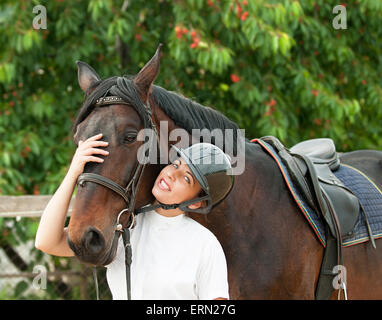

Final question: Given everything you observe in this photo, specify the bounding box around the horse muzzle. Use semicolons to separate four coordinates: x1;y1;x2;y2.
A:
67;227;119;266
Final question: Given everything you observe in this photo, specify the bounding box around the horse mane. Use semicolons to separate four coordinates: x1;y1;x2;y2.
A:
152;85;239;135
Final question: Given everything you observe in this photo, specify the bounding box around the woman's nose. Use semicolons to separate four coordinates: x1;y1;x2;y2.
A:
167;166;179;181
167;170;176;181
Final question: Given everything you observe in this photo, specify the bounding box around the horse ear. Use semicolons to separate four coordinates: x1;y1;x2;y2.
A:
133;44;162;102
76;61;100;93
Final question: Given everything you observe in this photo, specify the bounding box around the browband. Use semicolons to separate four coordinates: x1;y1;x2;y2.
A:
95;96;130;106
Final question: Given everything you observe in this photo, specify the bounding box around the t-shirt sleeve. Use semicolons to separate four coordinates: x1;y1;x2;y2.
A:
196;235;229;300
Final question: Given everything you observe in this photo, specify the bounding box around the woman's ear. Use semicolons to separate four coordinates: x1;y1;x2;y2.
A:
188;201;203;210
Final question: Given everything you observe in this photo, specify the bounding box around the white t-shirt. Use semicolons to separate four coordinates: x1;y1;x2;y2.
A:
106;210;229;300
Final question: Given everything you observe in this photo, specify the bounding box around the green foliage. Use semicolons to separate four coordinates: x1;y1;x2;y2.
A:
0;0;381;195
0;0;381;298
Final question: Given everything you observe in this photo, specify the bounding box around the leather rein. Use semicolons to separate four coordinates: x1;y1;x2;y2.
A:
76;95;159;300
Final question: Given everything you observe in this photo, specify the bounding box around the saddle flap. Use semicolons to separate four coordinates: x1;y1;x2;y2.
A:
314;164;360;238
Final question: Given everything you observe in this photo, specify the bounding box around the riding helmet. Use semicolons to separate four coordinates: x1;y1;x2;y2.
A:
170;143;234;214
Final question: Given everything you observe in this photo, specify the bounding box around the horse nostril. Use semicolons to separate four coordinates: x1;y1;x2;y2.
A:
83;227;105;256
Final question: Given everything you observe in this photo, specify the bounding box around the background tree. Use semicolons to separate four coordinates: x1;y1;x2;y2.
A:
0;0;381;298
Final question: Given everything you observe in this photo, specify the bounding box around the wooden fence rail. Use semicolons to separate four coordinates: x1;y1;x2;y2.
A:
0;195;74;218
0;195;101;300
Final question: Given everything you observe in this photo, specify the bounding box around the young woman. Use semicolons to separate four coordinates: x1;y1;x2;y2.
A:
35;133;234;300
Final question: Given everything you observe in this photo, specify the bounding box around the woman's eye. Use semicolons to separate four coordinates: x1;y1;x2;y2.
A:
172;163;178;169
184;176;190;184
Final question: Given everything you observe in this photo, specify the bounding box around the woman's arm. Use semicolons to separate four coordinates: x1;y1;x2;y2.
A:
35;133;108;256
35;169;78;256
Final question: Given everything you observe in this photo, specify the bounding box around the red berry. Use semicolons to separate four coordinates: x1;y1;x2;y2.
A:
230;74;241;83
269;98;277;107
311;89;319;97
241;11;249;21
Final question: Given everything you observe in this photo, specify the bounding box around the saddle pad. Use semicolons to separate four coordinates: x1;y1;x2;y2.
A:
253;139;382;247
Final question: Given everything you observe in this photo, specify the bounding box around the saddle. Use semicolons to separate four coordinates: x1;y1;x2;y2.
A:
260;136;361;299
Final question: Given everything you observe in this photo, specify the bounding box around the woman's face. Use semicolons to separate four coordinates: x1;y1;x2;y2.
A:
152;157;202;206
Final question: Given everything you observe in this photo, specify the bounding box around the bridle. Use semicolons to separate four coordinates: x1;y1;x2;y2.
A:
76;94;159;300
77;94;158;210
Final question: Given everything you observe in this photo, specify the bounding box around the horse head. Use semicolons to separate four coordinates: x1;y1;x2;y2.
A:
67;46;163;266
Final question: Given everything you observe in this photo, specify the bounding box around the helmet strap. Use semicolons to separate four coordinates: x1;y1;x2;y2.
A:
135;194;210;214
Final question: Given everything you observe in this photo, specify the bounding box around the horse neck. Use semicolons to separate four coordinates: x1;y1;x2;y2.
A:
150;98;192;151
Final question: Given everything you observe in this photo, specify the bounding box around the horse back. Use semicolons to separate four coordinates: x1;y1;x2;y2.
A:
340;149;382;188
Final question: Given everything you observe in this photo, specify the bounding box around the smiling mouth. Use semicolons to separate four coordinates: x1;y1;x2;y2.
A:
158;178;171;191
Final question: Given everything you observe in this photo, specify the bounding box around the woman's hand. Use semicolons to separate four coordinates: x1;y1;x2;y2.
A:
36;133;108;256
68;133;109;179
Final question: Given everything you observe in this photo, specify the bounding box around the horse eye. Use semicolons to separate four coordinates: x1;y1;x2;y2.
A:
124;133;137;144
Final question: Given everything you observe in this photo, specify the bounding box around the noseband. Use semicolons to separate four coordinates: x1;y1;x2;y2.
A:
76;94;159;300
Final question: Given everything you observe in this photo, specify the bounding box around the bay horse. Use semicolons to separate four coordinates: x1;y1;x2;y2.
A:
67;45;382;299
